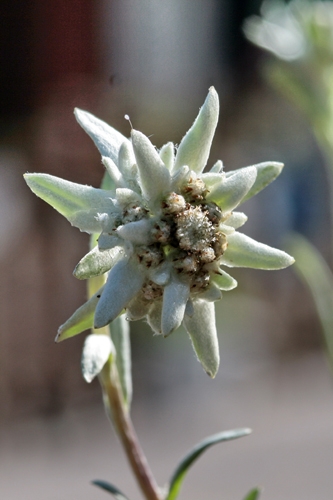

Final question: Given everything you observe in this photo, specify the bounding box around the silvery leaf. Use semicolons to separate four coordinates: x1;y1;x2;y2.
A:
74;108;130;163
174;87;219;174
222;232;295;269
24;173;113;233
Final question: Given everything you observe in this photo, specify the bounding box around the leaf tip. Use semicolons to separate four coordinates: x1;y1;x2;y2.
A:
55;326;64;343
73;107;85;121
23;172;35;187
243;427;252;436
83;372;94;383
205;367;217;379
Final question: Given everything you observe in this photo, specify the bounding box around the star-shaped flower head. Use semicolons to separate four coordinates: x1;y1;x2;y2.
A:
24;87;294;378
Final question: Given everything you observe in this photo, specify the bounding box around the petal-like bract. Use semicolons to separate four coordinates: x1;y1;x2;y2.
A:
222;232;295;269
162;275;190;336
207;166;257;212
131;130;171;207
174;87;219;174
224;212;248;229
74;245;123;280
184;300;220;378
211;269;238;290
94;257;145;328
116;219;154;245
230;162;284;204
159;142;175;171
24;173;113;233
74;108;130;163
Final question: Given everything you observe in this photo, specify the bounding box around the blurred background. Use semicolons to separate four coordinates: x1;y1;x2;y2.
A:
1;1;333;499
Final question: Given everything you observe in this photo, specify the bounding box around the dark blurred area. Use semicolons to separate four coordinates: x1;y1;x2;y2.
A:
1;2;332;498
0;0;327;417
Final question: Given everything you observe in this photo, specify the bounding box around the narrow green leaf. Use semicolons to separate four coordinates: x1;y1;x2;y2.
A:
243;487;261;500
166;428;252;500
92;480;130;499
109;314;132;408
287;233;333;367
56;287;104;342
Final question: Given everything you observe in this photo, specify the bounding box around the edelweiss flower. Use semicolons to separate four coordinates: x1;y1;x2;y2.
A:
243;0;307;61
244;0;333;62
24;87;294;378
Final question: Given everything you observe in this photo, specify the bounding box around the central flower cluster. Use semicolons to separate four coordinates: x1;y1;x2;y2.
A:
123;177;227;323
141;183;224;283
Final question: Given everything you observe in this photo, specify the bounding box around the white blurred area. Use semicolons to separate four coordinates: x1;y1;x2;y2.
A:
0;1;333;499
98;0;230;137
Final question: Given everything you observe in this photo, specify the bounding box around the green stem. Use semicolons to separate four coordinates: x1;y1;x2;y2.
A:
313;125;333;258
89;255;162;499
100;361;163;500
